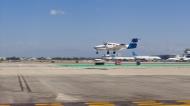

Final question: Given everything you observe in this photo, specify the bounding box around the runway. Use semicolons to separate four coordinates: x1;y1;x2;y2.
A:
0;63;190;105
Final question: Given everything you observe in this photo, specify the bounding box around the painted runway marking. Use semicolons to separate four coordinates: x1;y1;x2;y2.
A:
133;100;190;106
133;100;163;106
3;101;190;106
86;102;115;106
56;93;79;101
177;100;190;104
0;105;10;106
35;103;63;106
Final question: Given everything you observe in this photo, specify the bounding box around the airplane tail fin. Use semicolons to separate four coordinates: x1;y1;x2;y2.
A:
127;38;139;49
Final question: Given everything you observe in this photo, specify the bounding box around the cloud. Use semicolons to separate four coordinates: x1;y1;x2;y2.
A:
50;9;64;16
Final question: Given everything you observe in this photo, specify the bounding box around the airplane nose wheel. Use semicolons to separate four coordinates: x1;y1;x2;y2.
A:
96;51;99;54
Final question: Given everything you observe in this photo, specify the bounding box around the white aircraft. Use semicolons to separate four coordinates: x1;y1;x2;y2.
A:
132;52;161;61
167;55;183;62
94;38;139;54
182;53;190;61
182;56;190;61
167;54;190;62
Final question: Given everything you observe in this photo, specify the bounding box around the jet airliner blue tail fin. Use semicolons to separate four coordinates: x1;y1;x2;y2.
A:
127;38;139;49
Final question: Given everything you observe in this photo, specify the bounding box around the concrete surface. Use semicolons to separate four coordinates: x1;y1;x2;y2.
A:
0;63;190;104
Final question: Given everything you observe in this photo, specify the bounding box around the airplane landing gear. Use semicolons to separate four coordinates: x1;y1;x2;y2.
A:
113;51;116;54
107;51;110;54
136;61;141;66
96;51;99;54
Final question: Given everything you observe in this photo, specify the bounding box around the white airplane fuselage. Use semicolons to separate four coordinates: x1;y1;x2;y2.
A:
95;43;126;50
167;55;182;61
135;56;161;61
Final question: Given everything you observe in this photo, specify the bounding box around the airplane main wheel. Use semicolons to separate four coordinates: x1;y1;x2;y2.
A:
113;51;116;54
107;51;110;54
96;51;99;54
136;61;141;66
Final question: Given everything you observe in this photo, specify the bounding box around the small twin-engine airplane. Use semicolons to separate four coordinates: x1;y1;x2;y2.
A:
94;38;139;54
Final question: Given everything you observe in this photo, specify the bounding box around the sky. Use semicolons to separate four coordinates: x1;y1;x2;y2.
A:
0;0;190;57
